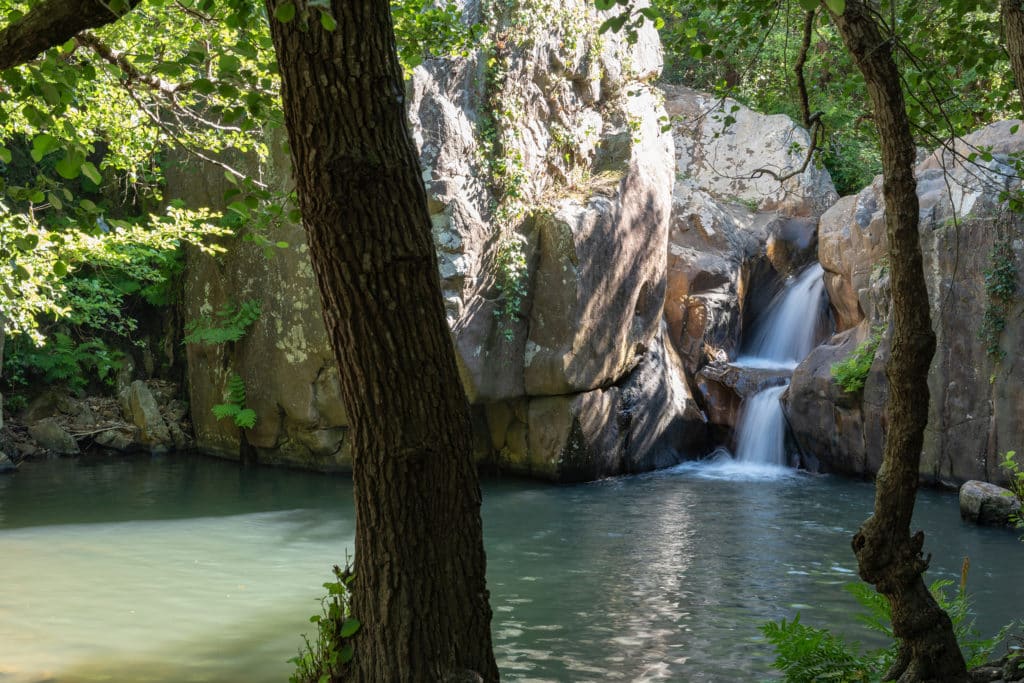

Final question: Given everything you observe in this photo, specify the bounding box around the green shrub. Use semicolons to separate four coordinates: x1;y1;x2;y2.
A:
999;450;1024;531
763;574;1017;682
830;326;884;394
290;564;361;683
4;332;123;396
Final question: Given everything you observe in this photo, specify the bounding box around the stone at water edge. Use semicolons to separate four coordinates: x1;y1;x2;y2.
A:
122;380;173;451
0;452;16;473
27;417;80;456
959;480;1022;527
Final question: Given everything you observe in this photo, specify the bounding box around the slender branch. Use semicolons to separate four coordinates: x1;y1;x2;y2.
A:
76;31;181;96
794;9;816;129
124;86;266;187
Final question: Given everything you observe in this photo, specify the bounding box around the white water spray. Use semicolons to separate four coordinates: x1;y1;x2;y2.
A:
734;384;789;467
737;263;827;369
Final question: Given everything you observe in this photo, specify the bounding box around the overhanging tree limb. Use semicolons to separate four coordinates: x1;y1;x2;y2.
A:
0;0;141;71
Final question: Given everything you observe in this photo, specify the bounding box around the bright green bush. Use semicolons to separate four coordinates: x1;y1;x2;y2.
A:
830;327;883;394
763;576;1016;682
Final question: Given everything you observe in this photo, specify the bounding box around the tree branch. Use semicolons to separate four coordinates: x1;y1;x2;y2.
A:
0;0;141;71
794;9;816;129
76;31;180;96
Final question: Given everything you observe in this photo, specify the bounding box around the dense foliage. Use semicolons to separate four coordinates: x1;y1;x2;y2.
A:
0;0;479;406
764;577;1016;681
650;0;1019;195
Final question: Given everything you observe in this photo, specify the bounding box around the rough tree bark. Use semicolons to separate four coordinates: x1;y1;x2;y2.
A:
264;2;498;681
825;1;968;681
0;2;499;680
1003;0;1024;108
0;0;139;71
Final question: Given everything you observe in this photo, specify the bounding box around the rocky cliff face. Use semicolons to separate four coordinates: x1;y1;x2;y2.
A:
175;2;848;481
661;86;836;432
787;120;1024;485
178;0;713;480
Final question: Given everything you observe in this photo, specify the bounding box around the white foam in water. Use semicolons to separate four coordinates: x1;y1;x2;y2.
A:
735;263;826;368
670;447;796;482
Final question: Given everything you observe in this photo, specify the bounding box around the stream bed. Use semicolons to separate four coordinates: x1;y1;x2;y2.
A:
1;452;1021;682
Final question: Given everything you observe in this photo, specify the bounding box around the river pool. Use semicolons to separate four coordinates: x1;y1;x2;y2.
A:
0;453;1020;681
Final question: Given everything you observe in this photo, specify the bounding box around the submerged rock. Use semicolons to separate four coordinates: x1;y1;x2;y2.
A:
959;480;1021;527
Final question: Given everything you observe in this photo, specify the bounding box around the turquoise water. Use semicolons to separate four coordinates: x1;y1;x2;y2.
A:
0;453;1021;681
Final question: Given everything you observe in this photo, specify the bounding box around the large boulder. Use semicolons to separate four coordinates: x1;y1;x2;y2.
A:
177;0;707;480
27;417;79;456
486;328;708;481
789;120;1024;484
959;480;1021;527
174;142;351;472
121;380;172;451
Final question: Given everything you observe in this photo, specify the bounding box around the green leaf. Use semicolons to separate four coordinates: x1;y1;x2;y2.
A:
30;133;60;161
825;0;845;14
799;0;818;10
53;260;68;277
340;618;361;638
594;0;615;9
0;146;10;164
55;151;84;180
320;10;337;31
339;643;355;664
80;162;102;185
274;2;296;22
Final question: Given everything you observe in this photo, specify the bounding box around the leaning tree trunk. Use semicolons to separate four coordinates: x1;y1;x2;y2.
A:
1003;0;1024;108
827;1;968;680
265;2;498;681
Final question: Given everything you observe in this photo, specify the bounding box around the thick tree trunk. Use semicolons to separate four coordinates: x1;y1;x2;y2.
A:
827;2;968;681
265;2;498;681
1003;0;1024;108
0;0;139;70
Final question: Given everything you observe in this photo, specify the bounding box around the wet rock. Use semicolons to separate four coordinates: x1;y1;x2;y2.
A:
28;418;80;456
122;380;173;451
94;427;137;452
959;480;1021;527
695;362;790;430
0;452;16;473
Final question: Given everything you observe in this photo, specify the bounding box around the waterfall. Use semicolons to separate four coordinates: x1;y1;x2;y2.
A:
734;385;789;467
737;263;827;369
698;262;830;477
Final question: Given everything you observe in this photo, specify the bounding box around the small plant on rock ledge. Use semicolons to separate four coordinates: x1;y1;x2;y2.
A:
979;239;1018;361
493;235;529;341
212;372;256;429
830;325;884;394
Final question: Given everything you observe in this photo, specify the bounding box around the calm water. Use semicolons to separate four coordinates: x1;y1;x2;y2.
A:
1;453;1021;682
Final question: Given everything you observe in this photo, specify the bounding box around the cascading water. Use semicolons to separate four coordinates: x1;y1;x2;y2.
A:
715;263;829;473
736;263;828;369
734;384;789;467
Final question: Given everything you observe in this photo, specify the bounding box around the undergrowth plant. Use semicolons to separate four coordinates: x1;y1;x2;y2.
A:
4;332;123;396
830;325;884;394
184;299;261;429
212;372;256;429
763;569;1017;682
979;240;1018;361
290;564;361;683
1000;450;1024;531
183;300;261;345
